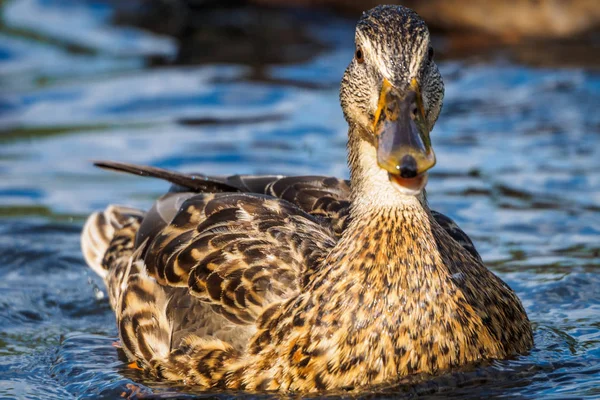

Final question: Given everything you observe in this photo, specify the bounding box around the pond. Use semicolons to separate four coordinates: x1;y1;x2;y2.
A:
0;0;599;398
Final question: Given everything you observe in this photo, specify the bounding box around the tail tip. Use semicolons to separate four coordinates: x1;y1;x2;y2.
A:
81;205;143;278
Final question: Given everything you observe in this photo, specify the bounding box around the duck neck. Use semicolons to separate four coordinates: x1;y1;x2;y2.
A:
329;205;439;288
323;127;440;288
346;126;428;217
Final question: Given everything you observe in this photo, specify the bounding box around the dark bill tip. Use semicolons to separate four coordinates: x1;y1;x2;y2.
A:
398;154;418;178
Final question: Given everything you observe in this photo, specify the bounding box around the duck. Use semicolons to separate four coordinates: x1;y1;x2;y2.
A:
81;5;533;392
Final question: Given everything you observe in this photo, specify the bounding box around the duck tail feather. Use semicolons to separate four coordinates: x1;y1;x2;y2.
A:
93;160;241;193
81;204;145;280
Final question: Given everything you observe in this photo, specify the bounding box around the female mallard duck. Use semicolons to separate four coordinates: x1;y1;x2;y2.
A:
81;5;533;392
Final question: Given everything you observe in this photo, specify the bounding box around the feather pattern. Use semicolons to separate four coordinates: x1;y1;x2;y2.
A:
82;161;525;391
141;192;336;324
81;5;531;392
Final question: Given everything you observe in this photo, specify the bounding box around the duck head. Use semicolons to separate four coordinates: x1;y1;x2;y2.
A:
340;5;444;197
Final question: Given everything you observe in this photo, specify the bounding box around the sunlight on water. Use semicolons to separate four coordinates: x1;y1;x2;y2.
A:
0;0;598;398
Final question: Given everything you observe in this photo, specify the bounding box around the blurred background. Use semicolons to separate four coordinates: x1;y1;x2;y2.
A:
0;0;599;398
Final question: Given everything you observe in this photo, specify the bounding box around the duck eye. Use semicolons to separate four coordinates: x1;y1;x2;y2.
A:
355;46;364;63
427;46;434;62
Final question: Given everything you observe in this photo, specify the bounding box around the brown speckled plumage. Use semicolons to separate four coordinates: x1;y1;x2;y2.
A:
81;5;533;392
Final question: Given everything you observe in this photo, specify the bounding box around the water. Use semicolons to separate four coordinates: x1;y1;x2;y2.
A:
0;0;599;398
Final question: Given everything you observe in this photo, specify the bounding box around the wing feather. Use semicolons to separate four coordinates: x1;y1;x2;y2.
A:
135;192;336;325
430;210;482;262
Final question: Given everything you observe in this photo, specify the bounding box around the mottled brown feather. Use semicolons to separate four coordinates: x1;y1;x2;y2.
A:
81;4;532;393
138;192;336;324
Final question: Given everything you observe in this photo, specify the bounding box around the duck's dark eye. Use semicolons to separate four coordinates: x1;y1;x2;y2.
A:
355;46;364;63
427;46;434;62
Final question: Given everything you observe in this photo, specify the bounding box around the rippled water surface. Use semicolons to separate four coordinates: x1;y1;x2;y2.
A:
1;0;599;398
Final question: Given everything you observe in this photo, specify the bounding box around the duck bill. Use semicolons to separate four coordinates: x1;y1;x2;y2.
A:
374;79;436;195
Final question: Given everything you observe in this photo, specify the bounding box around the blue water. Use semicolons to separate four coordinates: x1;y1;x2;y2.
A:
1;0;599;398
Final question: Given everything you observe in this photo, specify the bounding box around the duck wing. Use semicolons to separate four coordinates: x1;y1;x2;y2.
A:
430;210;482;262
132;191;336;325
